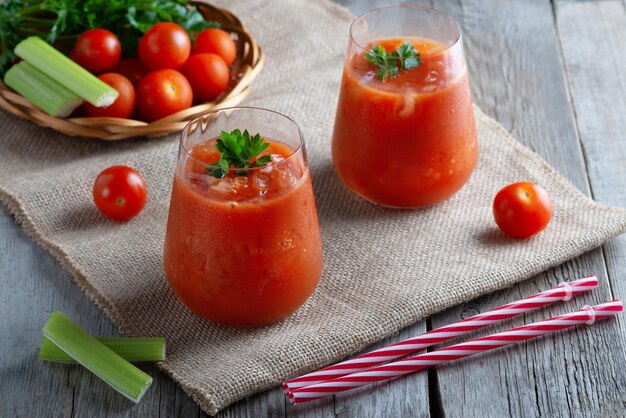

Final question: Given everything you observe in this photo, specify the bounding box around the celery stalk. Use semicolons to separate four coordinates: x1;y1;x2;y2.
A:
4;62;83;117
40;336;166;363
42;311;153;403
15;37;118;107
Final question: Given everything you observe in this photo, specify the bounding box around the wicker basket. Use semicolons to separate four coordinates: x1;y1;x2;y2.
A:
0;1;264;140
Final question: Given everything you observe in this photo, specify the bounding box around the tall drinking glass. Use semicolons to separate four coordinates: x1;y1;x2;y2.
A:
163;107;323;327
332;6;478;208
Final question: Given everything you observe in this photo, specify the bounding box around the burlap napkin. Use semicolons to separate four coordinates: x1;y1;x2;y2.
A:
1;0;625;415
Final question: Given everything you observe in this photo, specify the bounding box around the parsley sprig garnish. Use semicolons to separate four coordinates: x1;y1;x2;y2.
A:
364;41;421;81
209;129;272;178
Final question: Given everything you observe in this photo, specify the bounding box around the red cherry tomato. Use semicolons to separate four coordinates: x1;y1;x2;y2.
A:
138;22;191;70
72;29;121;73
93;166;147;221
493;182;553;238
193;28;236;66
84;73;135;118
136;69;193;122
110;58;149;86
180;53;229;102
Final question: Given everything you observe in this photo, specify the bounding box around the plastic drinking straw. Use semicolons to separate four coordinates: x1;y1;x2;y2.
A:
289;299;623;404
284;276;598;393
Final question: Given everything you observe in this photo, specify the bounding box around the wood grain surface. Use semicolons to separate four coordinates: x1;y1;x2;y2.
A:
1;0;625;417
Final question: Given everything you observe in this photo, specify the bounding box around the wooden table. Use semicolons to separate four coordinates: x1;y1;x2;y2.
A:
2;0;625;416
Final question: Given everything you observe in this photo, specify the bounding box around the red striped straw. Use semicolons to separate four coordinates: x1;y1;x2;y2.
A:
289;299;623;404
284;276;598;393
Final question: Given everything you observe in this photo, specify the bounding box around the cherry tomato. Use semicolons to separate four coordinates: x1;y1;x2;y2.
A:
138;22;191;70
84;73;135;118
136;69;193;121
93;166;147;221
110;58;149;86
72;29;121;73
493;182;553;238
181;53;229;102
193;28;236;66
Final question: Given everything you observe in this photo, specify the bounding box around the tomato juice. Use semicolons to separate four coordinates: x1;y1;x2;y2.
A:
332;33;478;208
164;128;322;327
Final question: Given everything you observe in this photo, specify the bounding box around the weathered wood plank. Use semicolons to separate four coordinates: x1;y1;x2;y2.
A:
218;387;285;418
69;362;161;418
0;202;189;418
0;209;236;418
284;394;335;418
158;376;205;418
432;259;625;417
555;0;626;381
335;0;434;16
422;0;626;417
333;324;430;418
0;205;74;418
555;0;626;286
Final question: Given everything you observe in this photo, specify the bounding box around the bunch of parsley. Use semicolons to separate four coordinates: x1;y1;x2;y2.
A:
0;0;218;76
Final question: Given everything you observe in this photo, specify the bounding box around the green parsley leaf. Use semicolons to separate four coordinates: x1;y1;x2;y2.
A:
364;41;421;81
209;129;272;178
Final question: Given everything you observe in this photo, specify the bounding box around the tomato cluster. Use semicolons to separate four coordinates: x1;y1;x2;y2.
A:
71;25;235;121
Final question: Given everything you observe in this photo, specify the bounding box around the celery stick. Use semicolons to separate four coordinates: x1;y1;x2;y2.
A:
15;37;118;107
42;311;153;403
40;336;166;363
4;62;83;117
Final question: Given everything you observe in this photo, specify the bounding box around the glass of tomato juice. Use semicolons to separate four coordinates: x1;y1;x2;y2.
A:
332;6;478;208
163;107;323;327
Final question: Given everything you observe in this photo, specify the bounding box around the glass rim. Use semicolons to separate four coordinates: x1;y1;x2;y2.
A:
179;106;306;174
349;5;463;55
